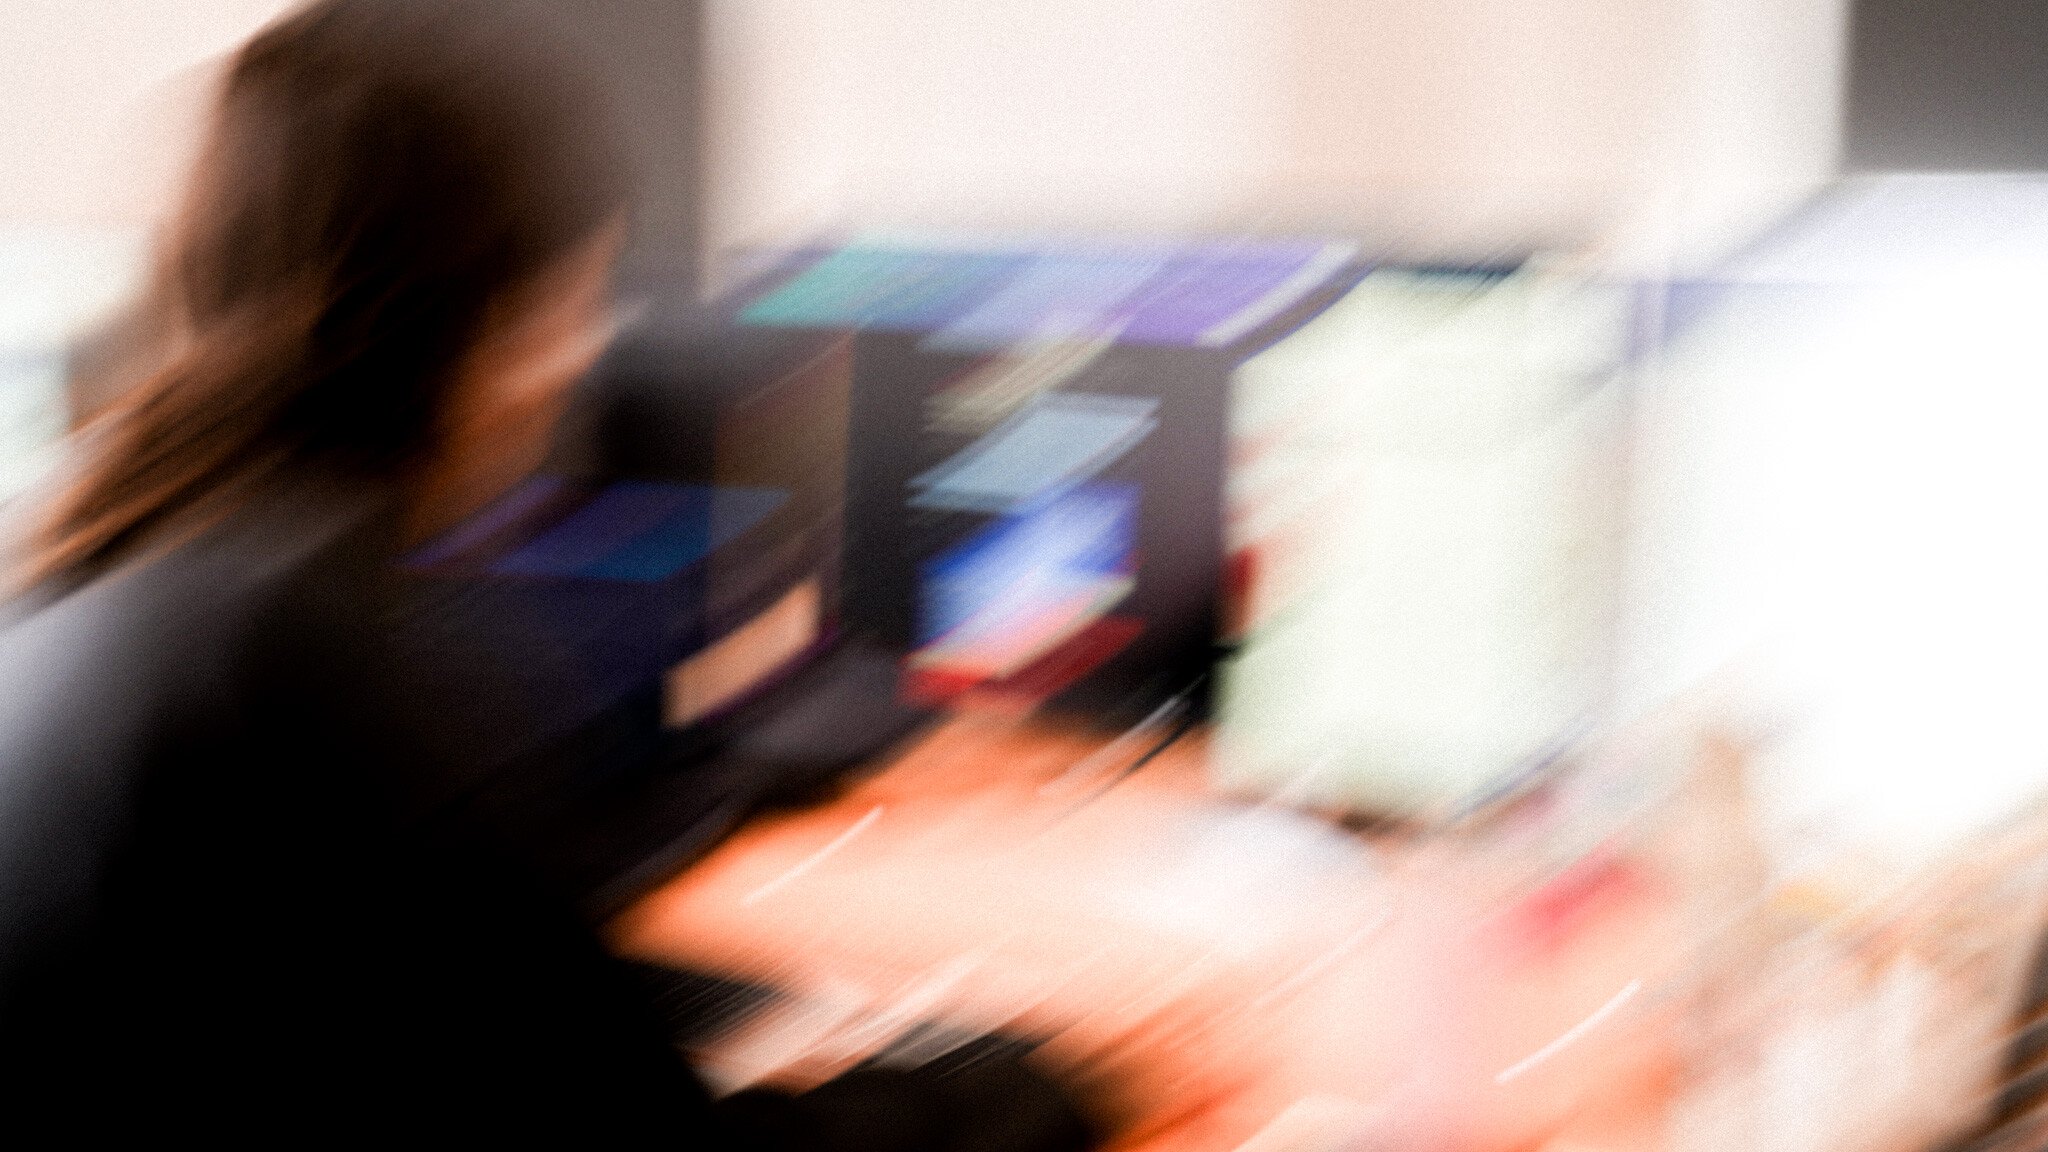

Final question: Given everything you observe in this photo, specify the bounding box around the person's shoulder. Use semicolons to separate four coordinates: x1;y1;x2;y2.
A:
0;470;398;711
183;468;399;602
0;531;213;884
0;474;399;991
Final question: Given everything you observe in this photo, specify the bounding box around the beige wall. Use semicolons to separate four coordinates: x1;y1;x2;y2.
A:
0;0;293;227
0;0;291;362
1612;0;1850;271
707;0;1849;278
1277;0;1690;258
0;0;1846;266
703;0;1287;279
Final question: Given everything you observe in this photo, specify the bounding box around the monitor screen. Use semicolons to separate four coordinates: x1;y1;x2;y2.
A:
1214;263;1632;816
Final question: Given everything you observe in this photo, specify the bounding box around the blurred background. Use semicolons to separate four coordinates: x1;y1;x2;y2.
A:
11;2;2048;1149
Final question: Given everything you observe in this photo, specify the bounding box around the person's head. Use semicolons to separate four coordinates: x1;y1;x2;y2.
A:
24;0;627;589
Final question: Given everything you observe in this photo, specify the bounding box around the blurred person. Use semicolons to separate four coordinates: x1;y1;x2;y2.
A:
0;3;1092;1149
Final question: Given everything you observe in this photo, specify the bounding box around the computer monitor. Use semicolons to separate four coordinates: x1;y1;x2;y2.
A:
1212;261;1633;817
734;238;1366;723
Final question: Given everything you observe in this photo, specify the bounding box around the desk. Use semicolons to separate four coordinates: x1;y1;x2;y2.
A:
609;716;1690;1152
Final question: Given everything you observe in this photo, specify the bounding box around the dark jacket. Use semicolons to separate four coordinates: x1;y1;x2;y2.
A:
0;473;713;1142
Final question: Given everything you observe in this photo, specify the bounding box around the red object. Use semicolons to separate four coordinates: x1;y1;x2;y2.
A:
1497;850;1645;959
903;615;1143;708
1221;548;1260;641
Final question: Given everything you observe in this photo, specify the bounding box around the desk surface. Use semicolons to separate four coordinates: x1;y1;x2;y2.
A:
610;716;1689;1152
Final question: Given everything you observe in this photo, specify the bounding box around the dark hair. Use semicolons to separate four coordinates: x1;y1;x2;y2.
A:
25;0;626;588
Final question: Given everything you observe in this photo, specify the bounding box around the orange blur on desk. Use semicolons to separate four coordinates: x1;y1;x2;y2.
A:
609;718;1688;1152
